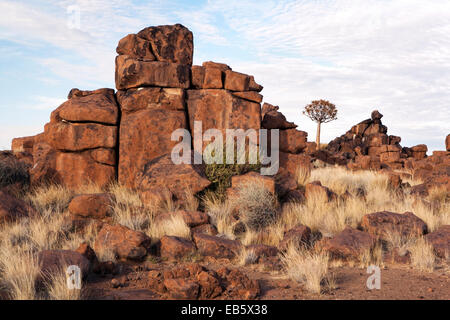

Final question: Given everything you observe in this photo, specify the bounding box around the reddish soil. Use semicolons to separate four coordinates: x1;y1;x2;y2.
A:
84;260;449;300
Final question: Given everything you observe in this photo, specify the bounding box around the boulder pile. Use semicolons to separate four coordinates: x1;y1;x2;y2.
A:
10;24;310;201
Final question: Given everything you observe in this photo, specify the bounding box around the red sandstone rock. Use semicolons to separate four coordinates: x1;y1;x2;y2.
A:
136;154;211;202
191;65;205;89
320;227;376;260
164;278;199;299
137;24;193;65
54;151;115;189
118;108;187;189
248;76;263;92
155;210;209;228
278;129;308;153
231;171;275;194
231;91;263;103
186;89;261;149
11;136;35;154
117;87;185;113
115;55;190;90
116;34;155;60
224;70;250;91
44;121;117;151
94;224;151;261
446;134;450;151
193;233;242;259
52;88;118;125
202;61;231;71
38;250;90;280
191;224;218;236
68;193;114;219
361;211;428;239
203;67;223;89
160;236;196;260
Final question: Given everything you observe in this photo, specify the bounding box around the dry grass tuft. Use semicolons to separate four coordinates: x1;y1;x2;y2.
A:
280;243;330;294
409;237;436;272
26;184;73;213
44;267;84;300
295;165;311;187
146;213;191;240
203;191;236;239
0;244;40;300
237;247;258;266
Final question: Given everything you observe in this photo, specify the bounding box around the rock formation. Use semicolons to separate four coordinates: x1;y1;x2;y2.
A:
10;24;311;203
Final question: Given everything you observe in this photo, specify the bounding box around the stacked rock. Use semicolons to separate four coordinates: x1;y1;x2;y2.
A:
25;88;119;189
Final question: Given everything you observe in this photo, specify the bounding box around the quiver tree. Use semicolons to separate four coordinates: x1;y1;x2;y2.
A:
303;99;338;150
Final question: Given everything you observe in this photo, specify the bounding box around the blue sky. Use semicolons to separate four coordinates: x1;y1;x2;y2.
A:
1;0;449;151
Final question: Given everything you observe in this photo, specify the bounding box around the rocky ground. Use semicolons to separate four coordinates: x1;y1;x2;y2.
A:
0;24;449;300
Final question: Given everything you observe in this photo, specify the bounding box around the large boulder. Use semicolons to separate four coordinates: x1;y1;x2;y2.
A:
136;154;211;202
186;89;261;150
160;236;196;260
44;121;116;152
37;250;90;280
118;108;187;188
361;211;428;239
116;34;155;60
115;56;190;90
51;88;118;125
137;24;193;65
446;134;450;151
320;227;376;260
94;224;151;261
54;151;115;189
68;193;114;219
193;233;242;259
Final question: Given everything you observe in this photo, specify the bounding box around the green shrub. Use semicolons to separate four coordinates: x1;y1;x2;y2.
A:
204;151;261;201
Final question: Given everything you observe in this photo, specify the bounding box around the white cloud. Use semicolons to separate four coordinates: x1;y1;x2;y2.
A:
1;0;449;152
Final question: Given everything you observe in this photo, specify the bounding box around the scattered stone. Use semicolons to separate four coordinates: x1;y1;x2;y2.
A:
193;233;242;259
68;193;114;219
160;236;196;260
361;211;428;239
320;227;376;260
94;224;151;261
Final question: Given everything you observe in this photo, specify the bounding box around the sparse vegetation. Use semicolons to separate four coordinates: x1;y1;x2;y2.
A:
280;243;330;294
234;181;279;232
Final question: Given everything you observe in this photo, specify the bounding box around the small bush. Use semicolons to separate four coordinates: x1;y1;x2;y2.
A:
204;150;261;201
0;153;29;189
280;243;330;294
235;181;279;231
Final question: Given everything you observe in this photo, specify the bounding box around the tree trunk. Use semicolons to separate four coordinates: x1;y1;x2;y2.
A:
316;122;321;150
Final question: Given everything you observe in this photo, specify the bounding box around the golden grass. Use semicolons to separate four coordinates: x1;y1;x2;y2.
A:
25;184;73;213
44;267;84;300
280;243;330;294
358;242;384;268
295;165;311;187
409;237;436;272
146;213;191;240
237;247;258;266
203;191;236;239
0;244;40;300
